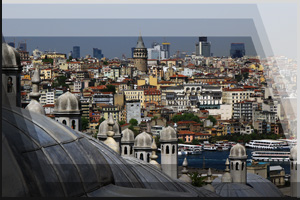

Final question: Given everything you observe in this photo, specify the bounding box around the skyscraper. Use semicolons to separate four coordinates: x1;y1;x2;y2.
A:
230;43;245;58
162;42;170;59
93;48;104;60
195;36;211;57
72;46;80;59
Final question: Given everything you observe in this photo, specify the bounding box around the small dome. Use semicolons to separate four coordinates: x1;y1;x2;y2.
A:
54;91;80;114
98;119;121;138
229;144;247;160
134;132;152;148
121;128;134;143
290;145;297;160
25;100;45;115
2;42;21;69
160;126;177;142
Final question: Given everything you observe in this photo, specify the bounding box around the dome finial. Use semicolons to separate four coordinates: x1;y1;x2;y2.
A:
221;158;233;183
149;138;161;169
29;67;41;101
179;157;192;183
104;114;120;154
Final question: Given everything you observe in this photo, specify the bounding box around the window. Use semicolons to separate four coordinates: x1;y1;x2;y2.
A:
62;120;66;125
166;145;170;154
124;147;128;155
72;120;76;129
7;77;13;93
172;145;175;154
140;153;144;161
147;153;150;163
236;162;239;170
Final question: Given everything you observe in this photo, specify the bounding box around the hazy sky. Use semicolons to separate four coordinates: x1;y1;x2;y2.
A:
2;3;297;59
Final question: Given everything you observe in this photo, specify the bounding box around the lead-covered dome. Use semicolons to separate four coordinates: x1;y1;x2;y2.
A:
53;91;80;114
229;144;247;160
2;105;218;197
2;41;21;69
121;128;134;143
160;126;177;142
134;132;152;148
25;100;45;115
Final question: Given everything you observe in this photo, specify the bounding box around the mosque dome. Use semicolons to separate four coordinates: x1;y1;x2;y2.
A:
53;91;80;114
97;119;121;139
212;173;284;197
290;145;297;160
2;42;21;69
229;143;247;160
160;126;177;142
25;100;45;115
121;128;134;143
221;172;233;183
134;132;152;148
2;105;219;197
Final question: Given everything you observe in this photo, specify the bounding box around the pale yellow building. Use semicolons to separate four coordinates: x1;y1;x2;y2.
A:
124;89;145;108
40;68;52;80
40;53;66;59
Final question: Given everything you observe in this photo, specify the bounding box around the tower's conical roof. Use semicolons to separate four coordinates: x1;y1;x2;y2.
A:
136;34;145;48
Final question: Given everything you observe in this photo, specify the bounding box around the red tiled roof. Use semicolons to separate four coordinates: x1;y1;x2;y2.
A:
43;104;55;107
170;74;187;78
178;130;195;135
177;121;197;124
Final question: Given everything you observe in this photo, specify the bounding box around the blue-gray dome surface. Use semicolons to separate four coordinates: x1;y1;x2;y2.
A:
2;106;217;197
212;173;284;197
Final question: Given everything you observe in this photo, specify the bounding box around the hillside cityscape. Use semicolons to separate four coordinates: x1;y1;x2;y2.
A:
2;34;298;197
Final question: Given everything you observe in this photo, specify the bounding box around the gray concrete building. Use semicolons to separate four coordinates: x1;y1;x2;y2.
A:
126;100;142;124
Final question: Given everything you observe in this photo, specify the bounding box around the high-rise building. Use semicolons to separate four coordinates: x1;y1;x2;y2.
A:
195;36;211;57
93;48;104;60
18;42;27;51
162;42;170;59
230;43;245;58
72;46;80;59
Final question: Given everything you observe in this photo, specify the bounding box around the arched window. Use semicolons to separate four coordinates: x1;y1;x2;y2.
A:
291;162;294;170
147;153;150;162
236;162;239;170
135;153;137;158
62;120;66;125
124;146;128;155
231;162;233;170
140;153;144;161
72;120;76;129
242;162;244;171
166;145;170;154
162;145;164;153
7;77;13;93
130;146;133;155
172;145;175;154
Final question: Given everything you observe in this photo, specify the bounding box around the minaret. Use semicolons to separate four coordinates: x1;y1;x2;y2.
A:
2;36;22;107
160;126;178;179
178;157;191;183
104;114;120;154
25;67;45;115
229;143;247;184
290;145;298;197
149;138;160;169
134;131;152;162
221;158;233;183
133;33;148;73
120;128;135;157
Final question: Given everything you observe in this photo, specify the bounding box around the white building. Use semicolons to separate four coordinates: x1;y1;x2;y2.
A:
207;104;232;120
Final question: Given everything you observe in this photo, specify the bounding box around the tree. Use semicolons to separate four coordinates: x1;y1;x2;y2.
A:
178;139;185;144
52;76;68;88
152;116;158;125
172;113;200;123
207;115;217;125
129;118;138;126
192;139;200;145
118;120;126;126
81;117;89;130
103;60;108;65
189;172;207;187
102;85;116;94
95;117;106;130
235;74;243;82
243;72;249;80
